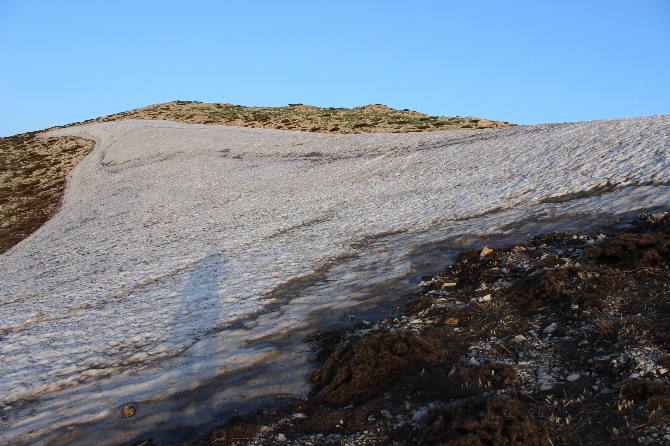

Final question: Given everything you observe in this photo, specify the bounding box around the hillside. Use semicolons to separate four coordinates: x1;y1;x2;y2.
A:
0;102;512;255
186;213;670;446
0;112;669;445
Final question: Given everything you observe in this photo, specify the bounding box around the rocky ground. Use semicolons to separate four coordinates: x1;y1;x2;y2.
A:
141;211;670;446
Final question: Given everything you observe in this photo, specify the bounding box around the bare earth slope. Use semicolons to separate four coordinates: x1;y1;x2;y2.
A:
0;116;669;445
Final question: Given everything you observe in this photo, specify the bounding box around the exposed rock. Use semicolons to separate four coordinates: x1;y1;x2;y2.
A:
121;404;136;418
480;247;494;257
478;294;492;303
566;373;580;382
543;323;557;334
412;409;428;421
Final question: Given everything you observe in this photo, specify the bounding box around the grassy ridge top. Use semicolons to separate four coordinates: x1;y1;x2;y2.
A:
65;101;515;134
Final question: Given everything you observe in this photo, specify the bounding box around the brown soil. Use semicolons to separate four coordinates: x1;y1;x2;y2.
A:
0;132;93;254
170;212;670;446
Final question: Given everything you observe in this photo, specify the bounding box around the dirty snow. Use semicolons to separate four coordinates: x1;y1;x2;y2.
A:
1;116;670;444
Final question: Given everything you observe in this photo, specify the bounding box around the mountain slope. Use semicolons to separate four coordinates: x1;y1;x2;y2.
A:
0;102;512;254
1;114;668;445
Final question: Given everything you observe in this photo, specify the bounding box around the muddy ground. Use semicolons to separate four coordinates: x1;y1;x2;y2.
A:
132;212;670;446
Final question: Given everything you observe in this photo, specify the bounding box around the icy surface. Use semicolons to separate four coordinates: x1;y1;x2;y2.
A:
1;116;670;444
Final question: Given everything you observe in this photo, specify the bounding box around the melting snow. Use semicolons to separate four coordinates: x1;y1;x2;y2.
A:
1;116;670;444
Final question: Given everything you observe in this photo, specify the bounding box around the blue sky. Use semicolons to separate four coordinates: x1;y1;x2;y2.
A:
1;0;669;136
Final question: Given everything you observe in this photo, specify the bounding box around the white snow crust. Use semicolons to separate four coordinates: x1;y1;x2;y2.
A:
1;116;670;444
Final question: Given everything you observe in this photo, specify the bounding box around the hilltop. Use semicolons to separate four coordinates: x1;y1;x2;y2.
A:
60;101;515;134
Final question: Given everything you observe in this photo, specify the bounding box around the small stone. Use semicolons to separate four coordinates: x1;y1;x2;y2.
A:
514;335;526;342
480;247;494;257
470;357;480;367
442;282;457;288
629;372;640;379
412;409;428;421
512;246;526;253
444;318;459;326
479;294;492;302
540;384;554;391
543;323;557;334
410;319;422;325
292;412;308;419
566;373;580;382
121;404;136;418
277;433;287;442
367;415;376;422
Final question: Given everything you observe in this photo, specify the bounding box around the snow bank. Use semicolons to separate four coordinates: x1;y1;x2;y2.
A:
1;117;669;444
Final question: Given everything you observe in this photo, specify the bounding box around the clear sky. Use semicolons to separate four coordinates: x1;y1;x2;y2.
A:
1;0;669;136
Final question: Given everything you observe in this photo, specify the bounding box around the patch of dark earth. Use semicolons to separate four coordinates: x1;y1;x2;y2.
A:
133;211;670;446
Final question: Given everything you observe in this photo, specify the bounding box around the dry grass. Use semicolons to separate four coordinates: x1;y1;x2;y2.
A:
57;101;515;134
0;132;93;253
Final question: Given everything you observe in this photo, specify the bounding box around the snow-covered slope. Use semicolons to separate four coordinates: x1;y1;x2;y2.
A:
1;117;669;444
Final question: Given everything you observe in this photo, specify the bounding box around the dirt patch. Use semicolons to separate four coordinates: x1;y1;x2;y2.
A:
423;397;552;446
310;332;439;406
172;212;670;445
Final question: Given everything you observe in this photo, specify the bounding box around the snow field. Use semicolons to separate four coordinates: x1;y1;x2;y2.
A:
1;116;669;444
